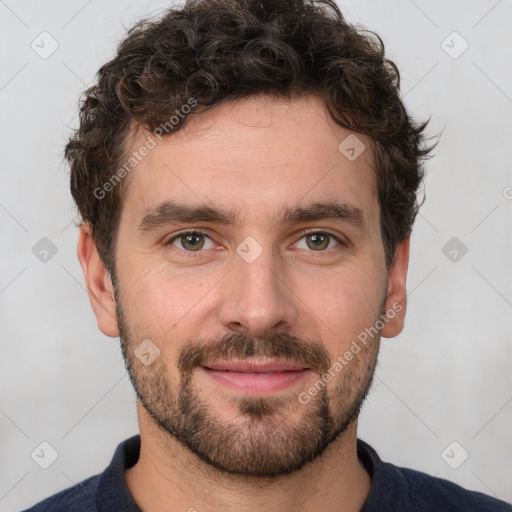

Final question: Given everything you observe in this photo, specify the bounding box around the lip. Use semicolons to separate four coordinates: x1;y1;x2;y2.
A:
202;359;308;373
199;358;311;395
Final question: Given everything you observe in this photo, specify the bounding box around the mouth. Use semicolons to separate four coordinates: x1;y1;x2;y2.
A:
199;358;311;395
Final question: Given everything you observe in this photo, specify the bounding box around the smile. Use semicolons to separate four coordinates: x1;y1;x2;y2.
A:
199;359;311;395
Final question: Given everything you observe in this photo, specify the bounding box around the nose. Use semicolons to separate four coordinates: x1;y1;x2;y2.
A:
218;245;300;338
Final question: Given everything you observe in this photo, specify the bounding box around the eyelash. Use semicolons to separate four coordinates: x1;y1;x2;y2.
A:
164;229;348;257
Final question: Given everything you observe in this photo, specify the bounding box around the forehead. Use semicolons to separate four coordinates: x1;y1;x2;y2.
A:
119;94;378;229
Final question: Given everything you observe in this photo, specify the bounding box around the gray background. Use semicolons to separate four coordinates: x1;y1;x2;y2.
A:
1;0;511;510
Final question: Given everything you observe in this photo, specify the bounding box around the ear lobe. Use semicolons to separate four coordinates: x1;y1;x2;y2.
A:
381;235;410;339
77;223;120;338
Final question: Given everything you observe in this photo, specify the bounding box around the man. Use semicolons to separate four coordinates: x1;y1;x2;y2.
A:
25;0;511;510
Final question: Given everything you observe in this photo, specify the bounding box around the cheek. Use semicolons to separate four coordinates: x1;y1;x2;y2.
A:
120;264;212;340
298;262;385;350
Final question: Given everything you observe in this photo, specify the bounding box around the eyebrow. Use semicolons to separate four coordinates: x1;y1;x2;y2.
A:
137;199;367;233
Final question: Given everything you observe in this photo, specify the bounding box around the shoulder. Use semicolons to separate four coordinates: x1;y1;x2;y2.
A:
21;435;141;512
358;439;512;512
21;475;100;512
395;465;512;511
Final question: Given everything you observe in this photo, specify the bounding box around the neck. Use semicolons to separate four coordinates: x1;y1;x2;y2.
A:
125;404;371;512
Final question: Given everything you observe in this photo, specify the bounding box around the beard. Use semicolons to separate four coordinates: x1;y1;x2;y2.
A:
115;286;385;479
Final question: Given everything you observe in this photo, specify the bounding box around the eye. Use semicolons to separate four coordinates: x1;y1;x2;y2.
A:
164;229;346;256
166;231;215;252
294;231;344;251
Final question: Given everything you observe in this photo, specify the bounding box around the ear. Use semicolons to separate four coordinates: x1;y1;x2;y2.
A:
77;223;120;337
381;235;410;338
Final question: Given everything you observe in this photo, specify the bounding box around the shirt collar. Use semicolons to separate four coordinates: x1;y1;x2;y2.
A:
95;434;384;511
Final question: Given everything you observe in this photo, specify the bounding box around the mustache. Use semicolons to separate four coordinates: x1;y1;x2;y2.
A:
178;331;332;377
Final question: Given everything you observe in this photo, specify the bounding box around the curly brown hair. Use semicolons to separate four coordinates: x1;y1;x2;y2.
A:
66;0;433;276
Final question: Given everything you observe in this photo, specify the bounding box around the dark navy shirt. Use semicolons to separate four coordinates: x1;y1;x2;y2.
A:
23;435;512;511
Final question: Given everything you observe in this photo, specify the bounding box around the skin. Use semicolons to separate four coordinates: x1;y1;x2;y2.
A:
78;94;409;512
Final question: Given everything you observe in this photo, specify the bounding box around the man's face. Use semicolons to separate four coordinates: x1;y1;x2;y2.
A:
108;95;399;477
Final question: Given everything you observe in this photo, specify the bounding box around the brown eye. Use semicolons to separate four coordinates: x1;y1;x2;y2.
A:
167;231;214;252
305;232;331;250
295;231;342;251
180;233;205;251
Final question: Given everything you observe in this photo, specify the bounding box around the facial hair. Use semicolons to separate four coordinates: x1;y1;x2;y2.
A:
115;287;385;479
